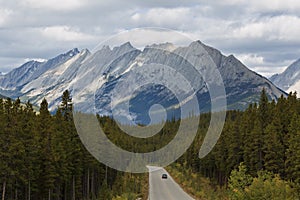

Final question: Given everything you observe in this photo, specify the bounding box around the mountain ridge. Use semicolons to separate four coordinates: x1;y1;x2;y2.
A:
270;58;300;93
0;41;286;123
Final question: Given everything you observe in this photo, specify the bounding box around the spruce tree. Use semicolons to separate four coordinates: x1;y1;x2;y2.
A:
37;98;58;198
257;88;270;170
286;114;300;185
259;88;269;129
264;122;285;176
60;90;84;199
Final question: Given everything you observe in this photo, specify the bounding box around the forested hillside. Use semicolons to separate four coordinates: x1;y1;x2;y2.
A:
171;89;300;199
1;89;300;199
0;91;147;200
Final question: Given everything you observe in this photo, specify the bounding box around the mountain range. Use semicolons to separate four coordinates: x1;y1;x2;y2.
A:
0;40;286;124
270;59;300;93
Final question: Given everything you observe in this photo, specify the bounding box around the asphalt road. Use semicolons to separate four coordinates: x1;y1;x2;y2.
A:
147;166;194;200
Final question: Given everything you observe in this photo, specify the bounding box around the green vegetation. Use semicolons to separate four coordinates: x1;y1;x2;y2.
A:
0;91;147;200
228;163;295;200
170;89;300;199
166;164;227;199
1;88;300;199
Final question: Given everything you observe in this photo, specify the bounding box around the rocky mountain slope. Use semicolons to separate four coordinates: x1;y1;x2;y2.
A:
270;59;300;93
0;41;286;123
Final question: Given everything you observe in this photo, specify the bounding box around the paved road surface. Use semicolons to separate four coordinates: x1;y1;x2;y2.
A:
147;166;194;200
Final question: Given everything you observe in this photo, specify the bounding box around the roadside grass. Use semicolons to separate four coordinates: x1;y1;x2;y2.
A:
166;163;228;200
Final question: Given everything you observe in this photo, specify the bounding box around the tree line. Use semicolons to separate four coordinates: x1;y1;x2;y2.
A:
1;88;300;199
175;89;300;198
0;90;146;200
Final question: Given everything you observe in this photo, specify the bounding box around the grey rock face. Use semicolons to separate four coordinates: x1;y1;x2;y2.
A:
0;41;286;123
270;59;300;92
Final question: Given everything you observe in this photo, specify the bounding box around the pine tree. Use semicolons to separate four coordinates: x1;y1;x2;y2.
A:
0;98;7;200
242;103;261;175
286;114;300;185
59;90;84;199
37;98;58;198
212;123;228;185
259;88;270;129
264;122;285;176
243;118;263;175
61;90;73;121
22;101;41;199
225;119;243;178
8;98;27;199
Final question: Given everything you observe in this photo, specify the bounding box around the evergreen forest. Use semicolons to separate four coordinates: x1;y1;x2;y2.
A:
1;89;300;199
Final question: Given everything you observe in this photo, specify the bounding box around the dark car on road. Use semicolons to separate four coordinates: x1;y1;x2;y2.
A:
162;174;168;179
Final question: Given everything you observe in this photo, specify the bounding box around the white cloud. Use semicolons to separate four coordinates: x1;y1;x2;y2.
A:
41;26;95;42
221;0;300;12
250;66;287;78
0;8;12;27
24;58;47;63
0;0;300;76
22;0;84;11
230;15;300;42
235;53;295;77
236;54;264;66
131;7;191;28
247;0;300;12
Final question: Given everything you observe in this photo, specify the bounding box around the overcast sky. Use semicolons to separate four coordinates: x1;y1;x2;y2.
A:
0;0;300;77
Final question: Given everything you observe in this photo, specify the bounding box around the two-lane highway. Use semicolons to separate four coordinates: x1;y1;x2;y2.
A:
147;166;194;200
